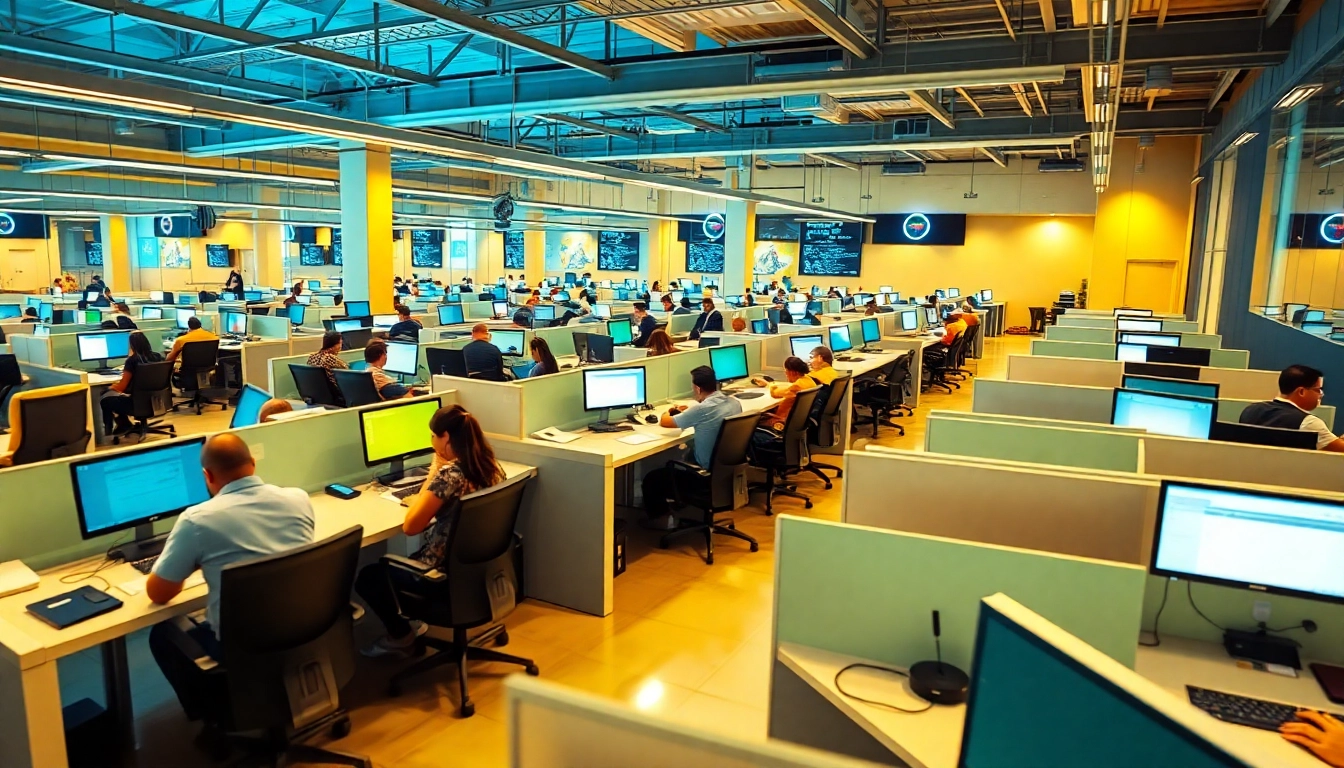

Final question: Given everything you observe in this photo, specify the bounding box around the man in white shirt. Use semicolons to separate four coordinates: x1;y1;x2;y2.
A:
1239;364;1344;451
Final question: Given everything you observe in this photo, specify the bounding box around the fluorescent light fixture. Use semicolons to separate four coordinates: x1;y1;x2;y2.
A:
0;189;333;213
1191;175;1204;185
1231;132;1258;147
24;153;337;187
394;185;703;223
0;197;41;204
1276;84;1321;111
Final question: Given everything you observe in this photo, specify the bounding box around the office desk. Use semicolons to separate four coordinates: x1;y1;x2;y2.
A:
882;335;941;409
0;462;537;768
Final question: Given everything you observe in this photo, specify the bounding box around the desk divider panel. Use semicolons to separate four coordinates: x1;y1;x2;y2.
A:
250;314;291;340
930;409;1148;433
774;517;1147;673
1142;435;1344;493
49;332;166;370
1045;326;1223;349
1216;398;1335;429
1198;366;1279;399
241;340;290;389
268;349;365;400
433;374;523;438
1006;354;1122;387
1056;315;1127;329
973;379;1114;422
925;412;1142;473
668;313;701;337
1030;339;1117;360
464;301;497;320
1208;348;1250;368
10;335;51;366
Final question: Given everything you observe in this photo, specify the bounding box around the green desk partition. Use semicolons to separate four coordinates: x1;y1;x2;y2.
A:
50;330;167;370
269;349;365;399
1045;326;1223;349
926;415;1142;472
1031;339;1117;360
669;314;700;336
775;517;1147;671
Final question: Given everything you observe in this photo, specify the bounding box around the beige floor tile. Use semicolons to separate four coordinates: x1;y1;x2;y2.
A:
669;692;770;742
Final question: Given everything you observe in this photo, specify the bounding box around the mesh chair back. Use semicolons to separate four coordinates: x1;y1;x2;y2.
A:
332;369;382;407
0;353;21;386
130;360;175;419
289;364;341;407
706;411;757;509
12;387;89;464
780;386;821;467
811;373;851;448
425;347;468;378
428;472;532;629
957;324;979;365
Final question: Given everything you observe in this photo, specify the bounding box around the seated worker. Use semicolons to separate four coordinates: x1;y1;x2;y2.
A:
462;323;506;380
282;282;303;307
387;304;421;341
807;346;839;386
673;298;695;315
100;331;164;437
1282;709;1344;765
394;276;410;295
688;298;723;341
20;307;39;323
99;320;120;331
94;288;114;308
646;329;676;356
526;290;541;307
751;356;815;439
959;303;980;328
641;365;744;529
773;289;788;305
146;434;315;744
365;339;425;399
86;274;107;296
731;317;747;333
528;337;559;377
864;299;879;316
167;316;219;363
111;302;138;330
257;398;292;423
940;312;968;344
632;302;658;348
306;331;349;390
1240;364;1344;452
660;294;676;313
355;405;505;656
742;293;756;307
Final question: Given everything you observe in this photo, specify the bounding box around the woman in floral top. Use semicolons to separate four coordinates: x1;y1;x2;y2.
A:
354;404;505;657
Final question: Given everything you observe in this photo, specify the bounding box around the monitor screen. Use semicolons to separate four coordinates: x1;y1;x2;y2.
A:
243;290;263;301
980;289;993;301
878;285;893;293
383;340;419;376
492;301;508;316
1302;321;1333;336
372;314;398;328
786;301;809;318
139;306;163;320
533;304;556;322
149;290;165;302
751;318;770;334
359;399;439;466
924;307;939;326
1304;309;1326;322
39;302;52;322
0;304;18;319
221;292;238;301
171;307;195;328
900;310;919;332
698;336;721;348
84;290;100;302
229;384;272;428
1115;343;1148;363
860;317;881;344
1118;332;1179;347
1152;481;1344;603
1148;346;1212;367
330;319;361;333
71;437;211;539
608;318;633;346
288;304;306;325
1114;307;1154;317
828;324;853;353
1116;318;1163;333
709;344;749;382
307;280;321;290
76;310;101;325
1120;375;1219;400
789;334;824;360
438;304;464;325
1110;389;1216;439
873;293;888;306
948;287;960;298
344;300;370;317
592;303;611;319
223;311;248;335
583;366;647;411
296;295;311;305
76;331;131;362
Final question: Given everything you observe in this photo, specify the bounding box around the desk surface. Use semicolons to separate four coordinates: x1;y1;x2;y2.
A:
0;461;536;669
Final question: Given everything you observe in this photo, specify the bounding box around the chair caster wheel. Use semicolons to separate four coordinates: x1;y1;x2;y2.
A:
331;718;352;739
750;543;759;552
461;702;475;718
836;470;843;478
526;664;539;676
822;482;832;490
804;501;813;509
706;554;714;565
495;631;509;646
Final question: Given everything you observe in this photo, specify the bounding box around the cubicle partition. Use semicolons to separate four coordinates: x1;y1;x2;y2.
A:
267;349;366;399
1045;325;1223;349
1031;339;1251;368
1057;315;1197;332
1005;354;1281;400
925;410;1143;473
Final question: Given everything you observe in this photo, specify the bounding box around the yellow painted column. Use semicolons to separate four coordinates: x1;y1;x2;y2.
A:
98;215;131;294
723;201;756;295
339;143;395;313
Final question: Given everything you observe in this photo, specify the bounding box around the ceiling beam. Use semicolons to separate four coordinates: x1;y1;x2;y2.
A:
775;0;880;58
1010;83;1033;116
1039;0;1057;33
643;107;731;134
1157;0;1169;28
52;0;440;86
1207;69;1240;112
542;113;640;140
905;90;955;129
378;0;615;79
1266;0;1292;27
978;147;1007;166
992;0;1017;39
1031;81;1050;115
809;152;861;171
956;87;985;117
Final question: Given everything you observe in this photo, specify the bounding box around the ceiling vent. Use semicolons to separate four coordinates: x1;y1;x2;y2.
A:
881;161;926;176
1038;158;1086;172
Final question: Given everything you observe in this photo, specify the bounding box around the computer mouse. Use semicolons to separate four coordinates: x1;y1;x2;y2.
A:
761;375;775;383
644;414;658;424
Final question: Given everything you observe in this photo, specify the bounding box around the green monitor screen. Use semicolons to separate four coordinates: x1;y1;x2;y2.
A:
1120;374;1219;401
359;399;439;466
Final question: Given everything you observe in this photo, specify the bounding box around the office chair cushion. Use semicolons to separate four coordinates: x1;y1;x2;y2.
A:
3;383;89;466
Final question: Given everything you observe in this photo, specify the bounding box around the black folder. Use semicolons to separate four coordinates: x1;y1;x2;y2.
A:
26;586;123;629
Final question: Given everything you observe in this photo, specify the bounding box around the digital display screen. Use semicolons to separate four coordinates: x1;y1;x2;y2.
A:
205;243;231;268
411;229;444;268
799;221;862;276
870;213;967;246
598;231;640;271
504;230;526;269
72;438;210;537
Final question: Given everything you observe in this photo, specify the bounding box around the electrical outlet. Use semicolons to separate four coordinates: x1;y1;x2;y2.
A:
252;443;265;460
1253;600;1272;624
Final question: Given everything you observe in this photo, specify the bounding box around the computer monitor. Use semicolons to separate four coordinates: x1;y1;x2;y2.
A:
1110;388;1216;439
149;290;165;303
1209;420;1317;450
283;303;304;327
0;303;18;319
828;324;853;353
222;310;248;336
175;308;196;329
445;293;461;304
980;289;993;302
383;340;419;377
623;278;638;289
592;303;612;319
437;304;464;325
924;306;939;326
1147;346;1210;367
583;333;614;364
359;398;439;483
860;317;881;345
229;384;272;428
532;304;556;324
1115;342;1149;363
554;291;571;302
960;594;1257;768
948;287;960;298
786;301;808;318
582;366;647;424
900;310;919;332
243;290;263;302
140;306;163;320
697;336;721;348
608;318;633;346
789;334;824;360
490;329;525;356
296;295;311;306
38;301;52;322
307;279;321;290
74;309;101;325
1117;331;1179;347
1124;361;1201;381
1152;480;1344;603
71;437;212;560
80;290;100;303
332;318;363;333
751;318;770;334
1116;318;1163;333
878;285;893;293
340;328;373;350
852;293;873;307
709;344;749;383
344;300;370;317
670;290;685;303
492;301;508;317
1285;302;1309;318
52;309;74;325
1114;307;1153;317
1302;321;1333;336
873;293;888;307
221;292;238;301
76;330;130;370
935;289;946;299
372;314;398;329
1120;374;1219;400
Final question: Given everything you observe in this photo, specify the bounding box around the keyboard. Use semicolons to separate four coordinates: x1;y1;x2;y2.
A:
734;391;764;400
130;555;158;575
389;484;420;500
1186;686;1338;731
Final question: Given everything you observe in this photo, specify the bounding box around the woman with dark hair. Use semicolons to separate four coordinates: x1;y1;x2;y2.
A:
528;337;559;377
645;328;676;356
100;331;163;437
355;404;506;657
223;270;243;295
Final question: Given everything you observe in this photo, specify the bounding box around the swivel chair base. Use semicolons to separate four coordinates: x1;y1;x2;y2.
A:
389;627;538;718
750;467;811;515
219;712;371;768
114;418;176;446
661;514;758;565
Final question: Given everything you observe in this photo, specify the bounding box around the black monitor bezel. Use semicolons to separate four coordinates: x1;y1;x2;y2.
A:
708;343;749;383
70;436;209;541
357;398;439;467
1109;387;1217;439
828;324;854;352
788;334;824;360
607;318;633;346
1119;374;1220;401
75;329;131;363
1114;330;1182;347
860;317;881;343
581;365;647;412
229;383;272;429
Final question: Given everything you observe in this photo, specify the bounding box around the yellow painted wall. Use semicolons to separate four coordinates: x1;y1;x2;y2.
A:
1089;135;1200;312
0;223;61;292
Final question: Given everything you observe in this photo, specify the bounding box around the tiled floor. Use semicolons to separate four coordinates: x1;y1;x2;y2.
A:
82;334;1027;767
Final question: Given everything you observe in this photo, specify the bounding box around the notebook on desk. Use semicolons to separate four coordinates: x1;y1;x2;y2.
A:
27;586;123;629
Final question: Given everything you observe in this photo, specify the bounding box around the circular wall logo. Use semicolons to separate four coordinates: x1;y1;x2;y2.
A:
703;212;725;241
902;213;931;241
158;216;174;236
0;213;14;237
1321;213;1344;245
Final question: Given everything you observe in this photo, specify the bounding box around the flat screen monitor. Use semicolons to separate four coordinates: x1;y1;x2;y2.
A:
852;293;873;306
344;300;370;317
490;329;525;356
340;328;373;350
1121;374;1219;400
860;317;881;345
295;295;311;305
138;306;162;320
828;324;853;353
173;308;197;329
71;437;211;540
1115;342;1149;363
438;304;464;325
1117;331;1179;347
38;302;52;322
75;309;101;325
82;290;100;303
1302;321;1333;336
383;340;419;376
584;333;614;363
221;292;237;301
222;311;248;335
948;287;960;298
76;330;131;363
445;293;461;304
243;290;263;302
1209;421;1317;450
230;384;272;428
960;595;1254;768
307;280;321;290
789;334;824;360
873;293;888;307
709;344;749;383
592;303;612;319
698;336;721;348
935;289;946;299
924;307;939;326
583;366;647;412
1116;318;1163;333
608;318;633;346
331;318;363;333
786;301;808;318
878;285;893;293
670;290;685;303
1114;307;1153;317
980;289;993;302
149;290;165;303
532;304;556;323
1148;345;1211;367
492;301;508;317
1305;309;1327;322
372;314;398;329
1111;388;1216;439
751;318;770;334
359;399;438;467
0;304;18;319
1152;481;1344;603
1124;361;1201;381
900;310;919;332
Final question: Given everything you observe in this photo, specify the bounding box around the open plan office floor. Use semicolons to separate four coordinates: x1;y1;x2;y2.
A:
65;335;1024;768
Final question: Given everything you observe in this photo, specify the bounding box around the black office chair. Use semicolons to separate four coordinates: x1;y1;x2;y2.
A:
804;374;851;488
173;340;228;414
290;363;344;408
0;353;22;432
922;335;965;394
1028;307;1047;334
852;354;912;438
950;323;980;379
380;473;538;716
158;527;370;767
425;347;469;378
662;411;760;564
748;386;822;515
332;369;383;407
116;360;177;445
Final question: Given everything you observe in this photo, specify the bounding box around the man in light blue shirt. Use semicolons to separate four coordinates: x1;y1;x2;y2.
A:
641;365;744;529
146;433;314;731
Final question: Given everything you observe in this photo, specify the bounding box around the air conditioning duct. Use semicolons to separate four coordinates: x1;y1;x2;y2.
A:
1038;158;1086;172
780;94;849;124
881;161;926;176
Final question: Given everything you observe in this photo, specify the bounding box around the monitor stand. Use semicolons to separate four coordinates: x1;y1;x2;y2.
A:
588;408;632;433
92;359;119;375
110;524;168;563
1224;628;1303;669
377;458;430;487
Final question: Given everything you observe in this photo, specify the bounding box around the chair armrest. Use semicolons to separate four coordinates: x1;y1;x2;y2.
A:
666;459;710;478
164;615;220;672
381;553;447;583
